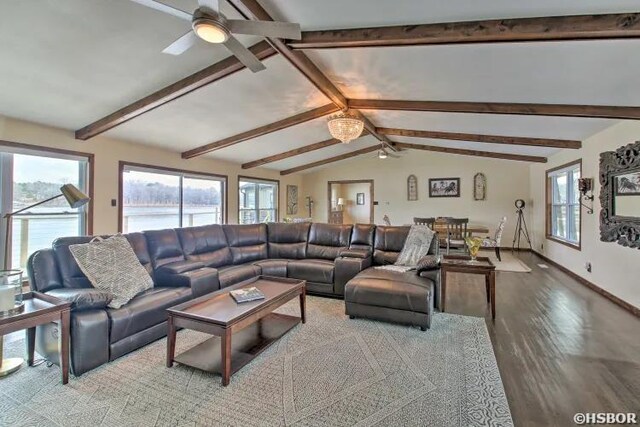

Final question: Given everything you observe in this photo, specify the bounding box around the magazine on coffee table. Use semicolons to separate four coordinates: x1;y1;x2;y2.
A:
229;287;266;303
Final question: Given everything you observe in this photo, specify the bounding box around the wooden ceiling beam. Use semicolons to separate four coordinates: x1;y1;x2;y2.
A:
181;104;339;159
241;130;369;169
75;41;276;140
227;0;396;152
377;127;581;149
227;0;348;110
289;13;640;49
395;142;547;163
280;145;379;175
349;99;640;120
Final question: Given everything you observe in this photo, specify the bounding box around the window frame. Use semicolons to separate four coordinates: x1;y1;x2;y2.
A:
0;140;94;269
118;161;228;232
238;175;279;224
545;159;582;250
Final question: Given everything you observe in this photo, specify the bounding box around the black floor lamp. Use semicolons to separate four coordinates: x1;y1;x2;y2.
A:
2;183;90;270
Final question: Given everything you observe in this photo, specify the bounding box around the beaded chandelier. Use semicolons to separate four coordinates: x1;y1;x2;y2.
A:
327;111;364;143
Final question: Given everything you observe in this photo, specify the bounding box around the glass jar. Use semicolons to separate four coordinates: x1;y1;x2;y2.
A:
0;270;24;317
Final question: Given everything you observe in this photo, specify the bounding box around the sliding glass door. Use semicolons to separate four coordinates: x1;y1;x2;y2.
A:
121;163;226;233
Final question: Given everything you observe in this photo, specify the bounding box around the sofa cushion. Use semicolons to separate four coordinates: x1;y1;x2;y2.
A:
373;225;410;265
53;236;98;289
223;224;268;264
176;225;232;268
144;229;185;268
253;259;288;277
345;268;433;314
123;232;154;275
108;287;192;343
218;264;261;288
27;249;64;293
307;223;352;260
288;259;334;284
350;224;375;251
267;222;310;259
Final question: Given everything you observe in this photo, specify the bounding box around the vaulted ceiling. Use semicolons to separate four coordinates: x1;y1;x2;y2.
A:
1;0;639;174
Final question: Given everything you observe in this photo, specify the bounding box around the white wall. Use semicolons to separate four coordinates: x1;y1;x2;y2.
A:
529;121;640;309
301;150;531;243
0;115;304;234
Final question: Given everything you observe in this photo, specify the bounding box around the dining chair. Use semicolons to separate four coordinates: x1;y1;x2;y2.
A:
445;218;469;255
413;217;436;229
481;216;507;261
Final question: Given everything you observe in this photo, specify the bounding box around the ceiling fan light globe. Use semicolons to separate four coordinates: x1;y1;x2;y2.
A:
193;19;229;43
378;149;388;159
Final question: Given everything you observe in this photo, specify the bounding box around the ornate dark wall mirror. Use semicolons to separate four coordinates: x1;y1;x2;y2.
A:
599;140;640;249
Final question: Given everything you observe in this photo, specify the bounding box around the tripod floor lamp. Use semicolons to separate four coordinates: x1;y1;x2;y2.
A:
0;184;89;377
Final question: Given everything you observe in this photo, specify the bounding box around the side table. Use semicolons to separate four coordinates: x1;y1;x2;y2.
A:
0;292;71;384
440;255;497;319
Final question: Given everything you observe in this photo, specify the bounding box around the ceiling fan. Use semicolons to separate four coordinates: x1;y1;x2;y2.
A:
375;143;401;160
131;0;302;72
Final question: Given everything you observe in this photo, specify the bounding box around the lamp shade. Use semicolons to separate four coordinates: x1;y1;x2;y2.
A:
337;198;345;206
60;184;90;209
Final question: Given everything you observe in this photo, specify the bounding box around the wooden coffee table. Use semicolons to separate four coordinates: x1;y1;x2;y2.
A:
0;292;71;384
166;276;306;386
440;255;497;319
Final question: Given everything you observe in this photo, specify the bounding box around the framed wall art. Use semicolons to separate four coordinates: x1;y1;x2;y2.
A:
428;178;460;198
286;185;298;215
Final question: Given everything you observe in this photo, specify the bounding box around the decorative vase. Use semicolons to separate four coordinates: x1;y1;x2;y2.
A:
465;237;482;261
0;270;24;317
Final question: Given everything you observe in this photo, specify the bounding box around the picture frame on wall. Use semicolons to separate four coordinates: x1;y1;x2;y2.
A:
615;171;640;196
356;192;365;205
286;185;298;214
429;178;460;198
407;174;418;201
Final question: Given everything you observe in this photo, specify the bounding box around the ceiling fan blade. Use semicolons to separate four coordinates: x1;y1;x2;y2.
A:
129;0;192;21
198;0;219;13
227;19;301;40
162;31;198;55
223;36;266;72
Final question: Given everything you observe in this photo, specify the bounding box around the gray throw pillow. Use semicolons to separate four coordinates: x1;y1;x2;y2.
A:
395;225;435;266
417;255;441;272
69;235;153;309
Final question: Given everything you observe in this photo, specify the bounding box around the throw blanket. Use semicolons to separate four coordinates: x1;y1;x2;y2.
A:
375;225;435;272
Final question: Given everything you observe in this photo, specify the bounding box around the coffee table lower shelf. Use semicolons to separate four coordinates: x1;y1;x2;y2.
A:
173;313;299;376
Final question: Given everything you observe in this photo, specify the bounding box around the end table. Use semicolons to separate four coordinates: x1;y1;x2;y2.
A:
440;255;497;319
0;292;71;384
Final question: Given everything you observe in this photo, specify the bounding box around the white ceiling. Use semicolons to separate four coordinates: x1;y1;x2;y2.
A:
0;0;638;172
261;0;640;30
106;54;329;151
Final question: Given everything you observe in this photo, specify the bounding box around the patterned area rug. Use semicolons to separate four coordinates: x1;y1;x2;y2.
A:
0;297;513;426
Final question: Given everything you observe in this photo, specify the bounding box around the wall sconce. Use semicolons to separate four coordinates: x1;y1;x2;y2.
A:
578;178;594;214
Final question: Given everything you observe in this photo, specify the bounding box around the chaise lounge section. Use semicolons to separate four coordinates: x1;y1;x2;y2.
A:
27;222;440;376
344;226;440;331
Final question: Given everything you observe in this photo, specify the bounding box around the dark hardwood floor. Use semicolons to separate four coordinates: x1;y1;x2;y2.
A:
446;251;640;427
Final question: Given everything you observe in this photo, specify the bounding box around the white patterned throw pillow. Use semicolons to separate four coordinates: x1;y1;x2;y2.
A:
395;225;435;267
69;235;154;309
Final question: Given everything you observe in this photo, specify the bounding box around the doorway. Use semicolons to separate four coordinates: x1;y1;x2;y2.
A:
327;180;374;224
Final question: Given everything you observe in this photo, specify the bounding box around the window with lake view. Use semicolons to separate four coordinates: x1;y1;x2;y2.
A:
239;177;278;224
0;145;90;270
546;160;581;248
121;164;226;233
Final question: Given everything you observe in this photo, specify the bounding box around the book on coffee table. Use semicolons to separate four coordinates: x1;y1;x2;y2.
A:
229;287;265;303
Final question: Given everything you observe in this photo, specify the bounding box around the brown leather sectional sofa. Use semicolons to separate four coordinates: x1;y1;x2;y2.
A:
27;222;439;375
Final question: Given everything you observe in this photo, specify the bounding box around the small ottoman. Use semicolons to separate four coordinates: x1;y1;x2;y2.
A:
344;267;435;331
